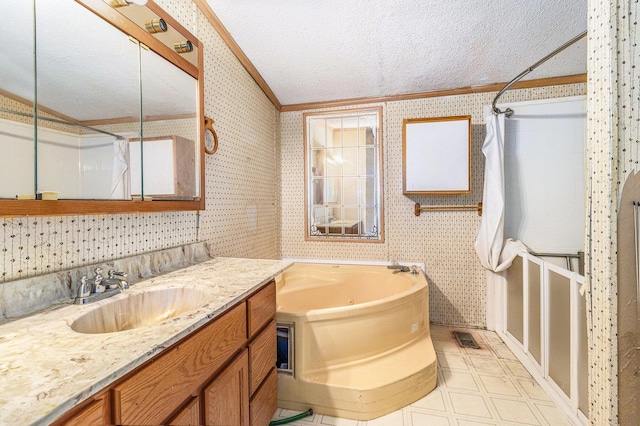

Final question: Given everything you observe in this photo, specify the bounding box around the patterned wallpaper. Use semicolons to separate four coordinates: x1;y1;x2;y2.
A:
280;83;586;328
0;0;280;282
586;0;639;424
0;0;633;421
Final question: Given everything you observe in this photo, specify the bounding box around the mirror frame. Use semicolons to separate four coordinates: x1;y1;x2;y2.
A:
402;115;471;195
0;0;205;217
303;106;385;242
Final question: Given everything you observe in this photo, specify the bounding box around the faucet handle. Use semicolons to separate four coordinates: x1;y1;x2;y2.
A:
78;276;91;298
92;267;105;293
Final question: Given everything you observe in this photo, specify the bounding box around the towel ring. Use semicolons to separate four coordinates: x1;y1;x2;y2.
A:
204;116;219;155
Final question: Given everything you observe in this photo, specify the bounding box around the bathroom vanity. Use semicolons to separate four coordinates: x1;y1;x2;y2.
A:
0;256;290;425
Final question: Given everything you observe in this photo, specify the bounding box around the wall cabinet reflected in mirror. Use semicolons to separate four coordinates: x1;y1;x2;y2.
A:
0;0;204;216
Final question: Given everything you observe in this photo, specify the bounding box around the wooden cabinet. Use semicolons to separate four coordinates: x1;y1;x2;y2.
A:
247;282;275;337
58;393;110;426
52;280;277;426
250;320;277;395
129;135;197;198
250;368;278;426
204;349;250;425
113;302;247;425
168;397;200;426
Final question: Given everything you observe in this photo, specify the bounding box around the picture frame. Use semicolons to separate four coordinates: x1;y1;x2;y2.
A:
402;115;471;195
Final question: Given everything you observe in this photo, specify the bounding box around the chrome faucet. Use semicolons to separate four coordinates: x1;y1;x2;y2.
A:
93;267;105;294
74;267;126;305
105;269;129;290
387;262;410;272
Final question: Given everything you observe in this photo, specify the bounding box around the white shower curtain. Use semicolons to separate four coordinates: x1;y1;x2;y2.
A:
474;106;526;272
110;138;130;199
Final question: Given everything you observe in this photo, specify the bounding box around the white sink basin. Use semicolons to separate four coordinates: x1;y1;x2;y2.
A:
70;287;207;334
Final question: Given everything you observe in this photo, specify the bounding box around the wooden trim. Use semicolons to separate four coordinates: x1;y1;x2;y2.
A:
80;113;197;127
0;200;203;217
402;115;472;196
281;74;587;112
303;106;385;243
192;0;282;110
0;88;83;126
197;43;206;210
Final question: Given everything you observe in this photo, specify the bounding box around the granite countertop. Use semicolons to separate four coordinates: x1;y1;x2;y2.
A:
0;257;291;425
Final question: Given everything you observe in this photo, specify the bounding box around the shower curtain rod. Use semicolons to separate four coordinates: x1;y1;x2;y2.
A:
0;107;125;140
492;30;587;117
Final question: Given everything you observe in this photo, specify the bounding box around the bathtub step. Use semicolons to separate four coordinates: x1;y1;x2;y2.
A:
304;335;436;390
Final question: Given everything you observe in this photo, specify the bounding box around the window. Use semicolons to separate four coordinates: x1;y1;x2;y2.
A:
304;107;383;241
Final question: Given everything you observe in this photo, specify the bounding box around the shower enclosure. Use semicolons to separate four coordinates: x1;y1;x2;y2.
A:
496;96;588;425
501;253;588;424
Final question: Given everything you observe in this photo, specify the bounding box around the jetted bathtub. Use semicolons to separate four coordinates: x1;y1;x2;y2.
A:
275;262;437;420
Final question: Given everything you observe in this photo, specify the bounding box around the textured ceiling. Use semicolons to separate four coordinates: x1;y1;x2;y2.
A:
205;0;588;106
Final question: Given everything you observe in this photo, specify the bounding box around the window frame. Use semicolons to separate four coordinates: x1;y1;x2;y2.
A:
303;106;384;243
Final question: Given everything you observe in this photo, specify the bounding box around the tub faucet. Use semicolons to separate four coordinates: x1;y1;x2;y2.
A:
387;262;410;272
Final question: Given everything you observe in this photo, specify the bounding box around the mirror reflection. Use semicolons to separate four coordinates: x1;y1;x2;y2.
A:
0;0;35;198
305;108;383;241
138;46;198;199
0;0;199;203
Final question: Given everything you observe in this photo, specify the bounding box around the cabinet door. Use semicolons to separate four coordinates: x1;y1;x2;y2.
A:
250;368;277;426
204;349;249;426
168;397;200;426
113;303;246;425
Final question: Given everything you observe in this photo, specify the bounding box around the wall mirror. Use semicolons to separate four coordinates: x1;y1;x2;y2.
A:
0;0;204;216
403;116;471;195
304;107;384;242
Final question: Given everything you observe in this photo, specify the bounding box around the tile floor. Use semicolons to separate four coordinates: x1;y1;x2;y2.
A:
271;325;573;426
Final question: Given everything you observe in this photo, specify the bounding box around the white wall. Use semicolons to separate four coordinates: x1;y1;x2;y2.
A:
502;96;586;254
0;118;118;199
0;118;34;197
79;134;118;199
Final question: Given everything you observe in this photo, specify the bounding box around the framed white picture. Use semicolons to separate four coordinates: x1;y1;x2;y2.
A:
402;115;471;195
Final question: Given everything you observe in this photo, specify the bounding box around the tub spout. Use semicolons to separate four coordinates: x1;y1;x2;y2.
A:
387;263;410;272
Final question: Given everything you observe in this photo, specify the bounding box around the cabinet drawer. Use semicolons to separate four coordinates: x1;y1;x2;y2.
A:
249;319;276;395
114;302;247;425
57;393;110;426
247;281;275;338
250;367;277;426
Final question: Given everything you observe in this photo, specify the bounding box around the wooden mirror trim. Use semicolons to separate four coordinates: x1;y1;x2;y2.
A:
1;0;205;216
402;115;472;195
